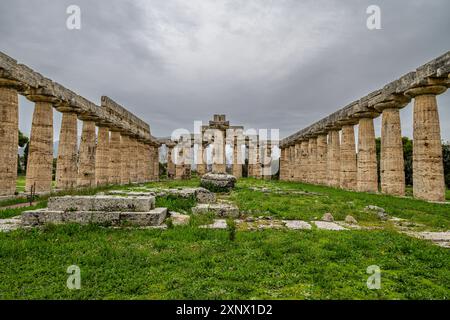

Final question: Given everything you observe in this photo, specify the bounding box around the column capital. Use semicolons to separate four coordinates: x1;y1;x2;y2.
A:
405;84;447;98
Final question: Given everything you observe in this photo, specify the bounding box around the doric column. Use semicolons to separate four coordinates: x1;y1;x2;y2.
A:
326;130;340;187
197;142;207;176
339;124;357;190
77;120;96;188
175;144;184;180
262;143;273;180
307;138;317;184
406;84;447;201
212;130;226;173
167;145;175;179
286;145;293;181
279;147;286;180
293;143;301;181
55;110;78;190
254;143;262;179
375;97;408;196
232;142;243;178
144;143;152;182
316;134;327;185
300;140;309;182
130;138;139;183
0;79;21;196
25;96;54;193
108;131;121;185
153;145;159;181
95;126;110;186
120;135;131;185
356;115;378;193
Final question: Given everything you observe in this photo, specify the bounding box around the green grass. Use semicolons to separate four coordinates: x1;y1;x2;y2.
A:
228;179;450;230
155;195;197;214
16;176;26;193
446;189;450;201
0;224;448;299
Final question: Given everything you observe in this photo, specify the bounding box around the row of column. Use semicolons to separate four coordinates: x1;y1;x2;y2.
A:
280;83;448;202
0;84;159;196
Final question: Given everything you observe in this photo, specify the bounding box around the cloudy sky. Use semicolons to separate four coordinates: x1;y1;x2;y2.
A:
1;0;449;142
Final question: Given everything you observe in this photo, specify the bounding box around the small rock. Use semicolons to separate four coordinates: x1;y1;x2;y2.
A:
283;220;312;230
200;219;227;229
169;212;190;226
322;212;334;222
245;216;255;222
365;205;385;212
313;221;347;231
344;215;358;225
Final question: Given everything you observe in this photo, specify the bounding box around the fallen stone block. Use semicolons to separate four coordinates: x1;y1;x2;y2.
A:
48;195;155;212
120;208;167;226
283;220;312;230
313;221;347;231
192;203;240;218
170;212;191;226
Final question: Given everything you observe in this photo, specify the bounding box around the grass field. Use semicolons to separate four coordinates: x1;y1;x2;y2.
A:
0;177;449;299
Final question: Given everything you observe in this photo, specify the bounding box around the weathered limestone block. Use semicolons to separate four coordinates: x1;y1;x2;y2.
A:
108;131;122;184
77;120;96;187
192;203;240;218
95;126;110;186
308;138;317;184
300;141;309;182
316;134;327;185
25;101;54;193
119;208;167;226
339;125;357;190
120;135;131;185
380;108;405;196
326;130;340;188
48;195;155;212
357;118;378;192
0;84;19;196
406;85;447;201
56;112;78;190
201;172;236;192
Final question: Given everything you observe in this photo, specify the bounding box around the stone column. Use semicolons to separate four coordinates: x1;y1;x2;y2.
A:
25;99;54;193
136;141;146;183
339;124;357;190
120;135;131;185
153;145;159;181
175;145;184;180
326;130;340;188
197;142;207;176
406;84;447;201
307;138;317;184
95;126;110;186
254;144;262;179
263;143;273;180
212;130;226;173
167;145;175;179
357;116;378;193
293;143;300;181
0;80;21;196
108;131;122;185
316;134;327;185
77;120;96;188
144;143;152;182
55;111;78;190
232;142;243;178
279;147;286;180
375;100;406;196
300;140;309;182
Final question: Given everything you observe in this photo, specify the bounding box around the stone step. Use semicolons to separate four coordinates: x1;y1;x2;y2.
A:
192;203;240;218
48;195;155;212
22;207;167;227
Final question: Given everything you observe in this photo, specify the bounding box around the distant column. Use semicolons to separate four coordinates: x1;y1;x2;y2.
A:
316;134;327;185
279;147;287;180
95;126;110;186
293;143;301;181
55;110;78;190
357;116;378;193
339;124;357;190
108;131;121;185
326;130;340;188
232;142;243;178
175;144;184;180
25;98;54;193
406;84;447;201
77;120;96;188
197;142;207;176
0;80;21;196
307;138;317;184
300;140;309;182
153;145;159;181
167;145;175;179
120;135;131;185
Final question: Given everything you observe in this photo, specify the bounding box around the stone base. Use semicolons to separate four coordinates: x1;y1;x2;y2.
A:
21;207;167;227
48;195;155;212
200;173;237;192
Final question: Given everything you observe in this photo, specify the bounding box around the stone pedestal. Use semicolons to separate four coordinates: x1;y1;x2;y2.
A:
308;138;317;184
56;112;78;190
95;126;110;186
120;135;131;185
379;107;405;196
0;83;20;196
77;120;96;188
406;85;447;201
316;134;327;185
300;141;309;182
357;117;378;193
326;130;340;187
25;101;54;193
108;131;121;185
339;125;357;190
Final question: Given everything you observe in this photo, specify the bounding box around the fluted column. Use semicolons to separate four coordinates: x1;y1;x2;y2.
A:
197;142;207;176
375;99;407;196
406;84;447;201
339;124;357;190
25;99;54;193
232;142;243;178
300;141;309;182
212;130;226;173
55;111;78;190
130;138;139;183
95;126;110;186
357;116;378;193
120;135;131;185
263;143;272;180
0;80;20;196
153;145;159;181
293;143;301;181
254;144;262;179
326;130;340;187
144;143;152;182
167;145;175;179
77;120;96;187
279;147;287;180
175;145;184;180
108;131;121;185
307;138;317;184
136;141;146;183
316;134;327;185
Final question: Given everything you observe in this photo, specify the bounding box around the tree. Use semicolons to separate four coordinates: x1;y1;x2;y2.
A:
443;142;450;188
375;137;413;186
18;130;29;175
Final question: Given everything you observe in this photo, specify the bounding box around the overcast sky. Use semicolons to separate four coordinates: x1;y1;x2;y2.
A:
1;0;449;142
